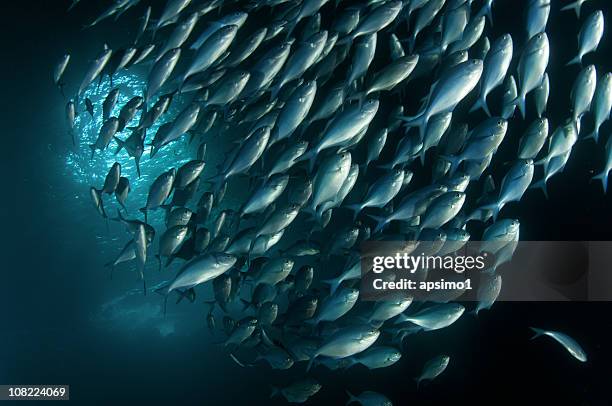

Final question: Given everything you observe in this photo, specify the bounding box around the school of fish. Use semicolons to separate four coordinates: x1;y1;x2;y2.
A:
56;0;603;403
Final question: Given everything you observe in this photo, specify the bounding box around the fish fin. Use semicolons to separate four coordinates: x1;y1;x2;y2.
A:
113;137;124;154
439;154;461;176
89;144;96;159
560;1;582;18
229;353;251;368
345;390;359;405
367;214;389;235
592;170;609;194
344;203;363;221
530;178;549;199
139;207;148;224
270;386;280;399
469;96;491;117
566;54;582;66
478;202;501;222
584;129;600;143
321;277;341;295
529;327;546;340
306;355;316;372
513;94;527;119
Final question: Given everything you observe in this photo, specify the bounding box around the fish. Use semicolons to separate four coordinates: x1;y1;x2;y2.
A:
310;287;359;324
345;169;404;220
592;132;612;193
515;33;549;118
400;60;483;139
354;54;419;100
301;100;378;170
470;34;513;116
567;9;604;66
156;12;199;60
270;81;317;146
140;168;176;223
477;159;534;221
146;48;181;103
395;303;465;330
153;0;193;33
150;103;200;157
270;31;327;98
587;72;612;143
115;177;130;212
102;88;120;121
307;325;380;371
570;64;597;127
270;378;321;403
134;223;148;293
415;354;450;388
345;390;392;406
309;151;352;216
347;33;377;87
158;253;237;296
530;327;587;362
90;117;120;158
78;45;113;97
53;53;70;95
518;118;549;160
223;28;268;68
526;0;550;40
474;274;502;315
190;11;247;50
134;6;151;44
561;0;591;19
182;25;239;83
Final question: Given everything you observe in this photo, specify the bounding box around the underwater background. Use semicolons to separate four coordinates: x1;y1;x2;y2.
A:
1;0;612;404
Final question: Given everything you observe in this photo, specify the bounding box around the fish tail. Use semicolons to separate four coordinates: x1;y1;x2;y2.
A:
139;207;148;224
566;54;582;66
415;378;422;390
270;386;280;398
306;355;316;372
529;327;546;340
479;202;502;222
513;94;527;119
479;2;494;25
439;154;461;176
113;136;124;154
344;203;363;221
592;170;609;194
321;277;341;295
560;1;582;18
135;157;142;178
584;128;600;143
299;149;317;173
530;178;549;199
469;96;491;117
367;214;389;234
345;390;359;405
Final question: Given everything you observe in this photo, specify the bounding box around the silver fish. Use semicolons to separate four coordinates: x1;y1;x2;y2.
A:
470;34;513;116
515;33;549;118
567;9;604;65
530;328;587;362
587;72;612;143
146;48;181;103
78;46;112;97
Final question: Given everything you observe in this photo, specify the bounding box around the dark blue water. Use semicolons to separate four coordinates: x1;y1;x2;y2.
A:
2;0;612;404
